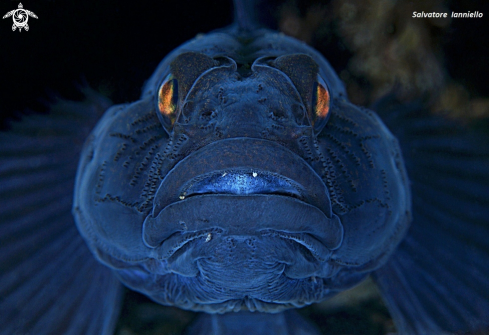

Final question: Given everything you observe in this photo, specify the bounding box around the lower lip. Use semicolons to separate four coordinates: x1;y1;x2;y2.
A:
143;193;344;256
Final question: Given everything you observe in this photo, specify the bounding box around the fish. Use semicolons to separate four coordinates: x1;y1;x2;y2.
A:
1;0;488;334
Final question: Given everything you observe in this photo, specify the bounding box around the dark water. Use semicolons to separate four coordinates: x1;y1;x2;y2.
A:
1;0;488;334
1;0;488;122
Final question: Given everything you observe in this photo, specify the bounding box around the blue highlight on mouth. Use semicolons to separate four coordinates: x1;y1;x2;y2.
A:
180;170;305;199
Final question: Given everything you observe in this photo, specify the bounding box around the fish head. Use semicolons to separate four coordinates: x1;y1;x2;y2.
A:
73;34;411;313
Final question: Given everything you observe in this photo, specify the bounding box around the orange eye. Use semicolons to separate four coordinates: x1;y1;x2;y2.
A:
157;74;179;132
312;76;331;133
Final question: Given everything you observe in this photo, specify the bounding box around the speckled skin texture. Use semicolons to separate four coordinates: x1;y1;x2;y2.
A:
73;27;410;314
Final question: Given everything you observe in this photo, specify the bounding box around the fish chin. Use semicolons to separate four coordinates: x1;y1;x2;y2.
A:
115;233;348;313
111;193;357;312
163;228;339;280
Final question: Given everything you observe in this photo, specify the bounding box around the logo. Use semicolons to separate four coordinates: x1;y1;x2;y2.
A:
3;3;38;32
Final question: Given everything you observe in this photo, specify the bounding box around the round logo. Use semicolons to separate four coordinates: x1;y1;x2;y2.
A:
13;10;28;26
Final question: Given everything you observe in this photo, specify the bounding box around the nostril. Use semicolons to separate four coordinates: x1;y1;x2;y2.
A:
200;109;217;121
269;109;288;121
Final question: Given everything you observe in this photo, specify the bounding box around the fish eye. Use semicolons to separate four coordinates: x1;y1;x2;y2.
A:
157;74;179;134
311;75;331;133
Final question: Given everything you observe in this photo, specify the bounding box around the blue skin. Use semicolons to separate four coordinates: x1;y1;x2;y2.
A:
1;2;488;334
73;26;411;313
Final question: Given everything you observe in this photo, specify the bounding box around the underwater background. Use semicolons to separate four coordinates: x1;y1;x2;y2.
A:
1;0;488;334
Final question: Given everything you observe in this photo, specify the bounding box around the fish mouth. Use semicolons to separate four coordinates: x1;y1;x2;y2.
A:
143;138;343;276
179;168;306;200
149;137;334;216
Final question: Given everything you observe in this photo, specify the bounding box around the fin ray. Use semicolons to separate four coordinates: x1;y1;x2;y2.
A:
372;96;489;333
0;179;74;218
0;88;122;335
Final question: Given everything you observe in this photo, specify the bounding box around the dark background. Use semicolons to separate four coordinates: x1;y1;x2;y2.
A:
1;0;488;124
0;0;233;126
1;0;488;334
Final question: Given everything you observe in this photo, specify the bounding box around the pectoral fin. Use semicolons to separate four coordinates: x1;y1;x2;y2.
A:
0;88;124;334
372;95;489;334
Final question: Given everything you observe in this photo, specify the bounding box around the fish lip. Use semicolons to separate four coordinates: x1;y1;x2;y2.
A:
151;137;334;218
178;168;307;201
144;194;344;258
156;227;331;262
